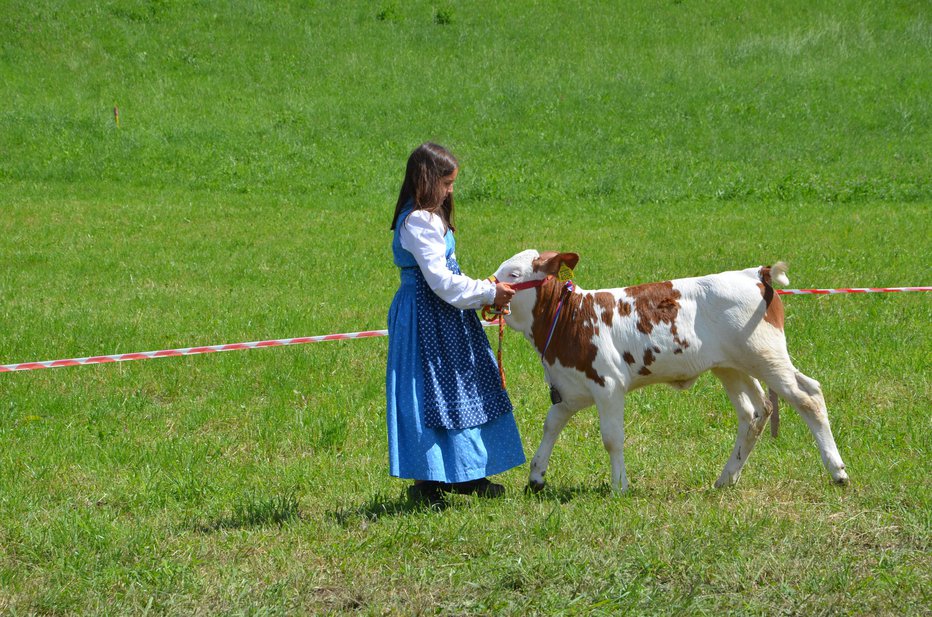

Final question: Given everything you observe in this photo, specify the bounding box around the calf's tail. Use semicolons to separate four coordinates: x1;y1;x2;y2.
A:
758;261;790;288
759;261;789;437
771;261;790;287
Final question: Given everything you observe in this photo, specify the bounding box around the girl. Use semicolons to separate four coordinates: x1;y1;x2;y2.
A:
386;143;525;503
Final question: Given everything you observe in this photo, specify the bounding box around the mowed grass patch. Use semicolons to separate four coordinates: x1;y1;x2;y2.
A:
2;192;928;614
1;0;930;614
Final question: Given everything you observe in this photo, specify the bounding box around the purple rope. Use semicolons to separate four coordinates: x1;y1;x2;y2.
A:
541;281;575;356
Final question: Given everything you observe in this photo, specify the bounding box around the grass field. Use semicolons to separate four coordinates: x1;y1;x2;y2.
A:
1;1;930;614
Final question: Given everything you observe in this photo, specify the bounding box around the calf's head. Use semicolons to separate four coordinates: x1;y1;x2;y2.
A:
494;250;580;287
493;250;580;332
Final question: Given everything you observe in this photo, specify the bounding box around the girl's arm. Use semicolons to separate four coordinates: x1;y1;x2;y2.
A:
399;210;497;310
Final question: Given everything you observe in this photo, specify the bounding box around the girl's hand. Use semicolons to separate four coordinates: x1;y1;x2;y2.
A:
494;282;515;307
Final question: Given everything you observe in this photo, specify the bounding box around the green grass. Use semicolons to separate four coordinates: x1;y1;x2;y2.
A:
1;1;930;614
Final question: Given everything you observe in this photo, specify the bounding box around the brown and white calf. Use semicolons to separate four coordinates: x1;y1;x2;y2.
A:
493;250;848;492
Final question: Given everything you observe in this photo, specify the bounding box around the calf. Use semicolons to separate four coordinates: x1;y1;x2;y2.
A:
493;250;848;492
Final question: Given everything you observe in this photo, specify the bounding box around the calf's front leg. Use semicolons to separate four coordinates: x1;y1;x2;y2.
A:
528;401;577;492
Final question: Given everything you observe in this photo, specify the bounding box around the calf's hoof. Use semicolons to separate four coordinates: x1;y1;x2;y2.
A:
527;478;546;493
714;471;741;489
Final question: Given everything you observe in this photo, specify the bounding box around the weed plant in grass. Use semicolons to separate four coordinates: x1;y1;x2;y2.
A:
1;0;930;614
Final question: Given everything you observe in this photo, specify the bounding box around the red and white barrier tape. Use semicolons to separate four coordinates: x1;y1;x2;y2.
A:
776;287;931;295
2;287;929;373
0;322;508;373
0;329;388;373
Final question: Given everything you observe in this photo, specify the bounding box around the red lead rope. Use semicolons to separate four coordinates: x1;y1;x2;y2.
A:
497;315;506;389
478;308;508;388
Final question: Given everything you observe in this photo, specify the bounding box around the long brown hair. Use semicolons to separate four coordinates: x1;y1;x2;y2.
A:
390;142;458;231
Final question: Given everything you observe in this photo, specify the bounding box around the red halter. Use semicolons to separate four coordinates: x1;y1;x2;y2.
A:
489;275;554;291
510;276;553;291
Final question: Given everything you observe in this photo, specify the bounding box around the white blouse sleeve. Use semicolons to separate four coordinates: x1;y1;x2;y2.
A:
399;210;497;310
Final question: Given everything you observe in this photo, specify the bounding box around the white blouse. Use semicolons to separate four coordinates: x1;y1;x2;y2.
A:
399;210;497;310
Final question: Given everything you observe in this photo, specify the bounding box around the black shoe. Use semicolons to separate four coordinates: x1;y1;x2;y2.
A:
446;478;505;498
407;481;447;505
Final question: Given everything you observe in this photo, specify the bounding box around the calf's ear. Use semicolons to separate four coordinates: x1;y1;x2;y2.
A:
536;251;580;275
560;252;580;270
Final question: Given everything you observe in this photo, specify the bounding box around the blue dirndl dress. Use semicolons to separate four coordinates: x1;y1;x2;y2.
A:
386;210;526;483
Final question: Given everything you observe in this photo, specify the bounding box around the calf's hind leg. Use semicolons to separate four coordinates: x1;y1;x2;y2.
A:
763;367;848;484
712;368;773;488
